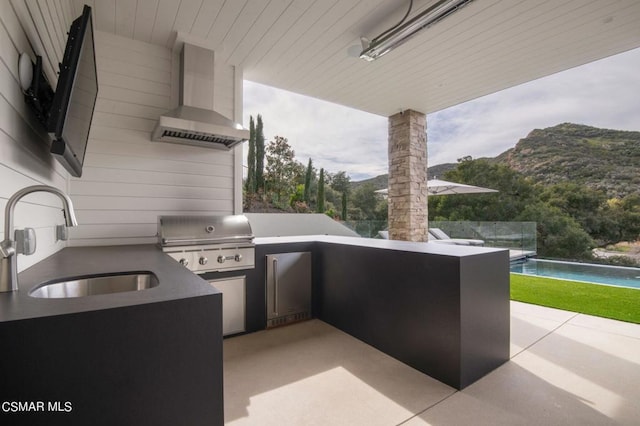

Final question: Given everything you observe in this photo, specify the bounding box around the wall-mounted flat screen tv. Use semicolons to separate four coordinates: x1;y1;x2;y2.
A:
48;5;98;178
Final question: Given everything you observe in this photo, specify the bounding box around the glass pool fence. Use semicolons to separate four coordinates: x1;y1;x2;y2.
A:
342;220;537;254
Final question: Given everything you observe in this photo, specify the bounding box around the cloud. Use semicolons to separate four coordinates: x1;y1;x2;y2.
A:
428;48;640;165
244;47;640;180
243;82;388;181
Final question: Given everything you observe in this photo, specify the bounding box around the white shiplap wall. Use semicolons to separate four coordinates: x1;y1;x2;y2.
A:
0;0;75;272
68;31;241;246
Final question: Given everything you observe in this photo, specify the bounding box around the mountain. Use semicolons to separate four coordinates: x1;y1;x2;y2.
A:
353;123;639;198
351;163;457;191
494;123;640;197
427;163;458;180
350;173;389;191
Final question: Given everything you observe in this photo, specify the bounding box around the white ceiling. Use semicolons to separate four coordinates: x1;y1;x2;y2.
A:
74;0;640;117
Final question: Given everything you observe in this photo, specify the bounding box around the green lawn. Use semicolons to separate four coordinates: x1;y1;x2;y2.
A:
510;274;640;324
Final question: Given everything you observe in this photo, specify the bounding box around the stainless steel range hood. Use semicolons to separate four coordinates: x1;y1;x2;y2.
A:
152;43;249;149
153;105;249;149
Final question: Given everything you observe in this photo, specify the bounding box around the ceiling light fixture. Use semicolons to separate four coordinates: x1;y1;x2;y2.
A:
360;0;475;61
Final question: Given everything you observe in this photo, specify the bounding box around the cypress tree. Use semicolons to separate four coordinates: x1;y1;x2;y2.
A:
304;158;313;203
246;116;256;193
255;114;265;192
341;191;347;220
317;168;325;213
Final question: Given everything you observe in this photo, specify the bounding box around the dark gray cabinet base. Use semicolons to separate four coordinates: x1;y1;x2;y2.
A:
318;242;510;389
253;237;511;390
0;295;223;426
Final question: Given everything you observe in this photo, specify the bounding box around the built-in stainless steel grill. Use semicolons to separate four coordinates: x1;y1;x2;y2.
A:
159;215;254;336
158;215;255;273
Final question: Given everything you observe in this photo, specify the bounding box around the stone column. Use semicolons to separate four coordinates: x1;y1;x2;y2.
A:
388;110;428;242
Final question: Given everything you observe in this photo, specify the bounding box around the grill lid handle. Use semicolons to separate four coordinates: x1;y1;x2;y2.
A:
161;234;254;246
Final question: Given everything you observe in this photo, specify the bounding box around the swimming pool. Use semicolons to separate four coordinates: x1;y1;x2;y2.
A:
510;259;640;289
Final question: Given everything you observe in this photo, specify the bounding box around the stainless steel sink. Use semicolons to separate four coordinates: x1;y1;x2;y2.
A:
29;272;158;298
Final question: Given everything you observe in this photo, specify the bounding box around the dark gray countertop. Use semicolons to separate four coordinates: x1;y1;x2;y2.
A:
255;235;507;257
0;245;219;322
1;237;505;323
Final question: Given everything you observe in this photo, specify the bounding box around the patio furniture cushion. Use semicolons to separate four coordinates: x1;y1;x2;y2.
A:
428;228;485;246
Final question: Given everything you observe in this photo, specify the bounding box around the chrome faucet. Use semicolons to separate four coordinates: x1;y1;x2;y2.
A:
1;185;78;292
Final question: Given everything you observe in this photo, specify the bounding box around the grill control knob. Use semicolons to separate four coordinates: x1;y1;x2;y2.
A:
179;258;189;267
234;254;243;262
217;255;225;264
199;256;208;266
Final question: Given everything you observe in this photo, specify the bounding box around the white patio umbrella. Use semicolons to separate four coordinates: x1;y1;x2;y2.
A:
374;178;498;196
425;178;498;195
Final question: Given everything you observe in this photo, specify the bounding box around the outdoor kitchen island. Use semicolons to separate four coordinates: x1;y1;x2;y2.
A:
246;235;511;390
0;245;223;426
1;236;509;425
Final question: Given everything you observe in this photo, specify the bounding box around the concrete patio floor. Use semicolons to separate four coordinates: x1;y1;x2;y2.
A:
223;301;640;425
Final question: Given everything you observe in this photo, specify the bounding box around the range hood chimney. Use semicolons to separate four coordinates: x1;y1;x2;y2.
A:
152;43;249;149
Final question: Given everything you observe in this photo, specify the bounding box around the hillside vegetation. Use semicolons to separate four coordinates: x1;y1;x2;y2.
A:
352;123;639;262
495;123;640;197
350;163;457;192
426;123;640;262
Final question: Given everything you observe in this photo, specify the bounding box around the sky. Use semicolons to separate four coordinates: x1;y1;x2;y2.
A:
243;47;640;182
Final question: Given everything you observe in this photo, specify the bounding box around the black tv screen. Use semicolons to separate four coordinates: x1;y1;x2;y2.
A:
48;5;98;178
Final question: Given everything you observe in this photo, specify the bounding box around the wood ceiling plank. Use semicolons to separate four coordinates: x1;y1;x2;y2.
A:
239;0;315;71
133;0;159;43
280;0;407;95
1;1;34;56
150;0;180;47
73;0;93;17
219;0;273;65
59;0;73;26
206;0;248;50
251;0;338;71
171;0;204;36
276;0;389;85
190;0;224;39
47;0;68;49
20;0;59;81
115;0;136;38
226;0;294;65
94;0;116;34
266;0;358;73
33;0;63;59
0;15;22;83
